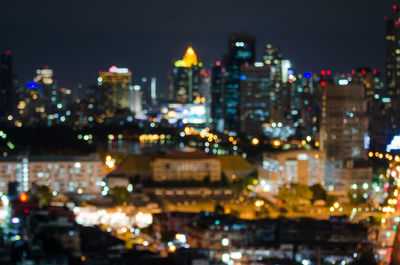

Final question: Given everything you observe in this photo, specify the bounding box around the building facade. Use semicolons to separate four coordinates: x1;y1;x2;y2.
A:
0;155;103;194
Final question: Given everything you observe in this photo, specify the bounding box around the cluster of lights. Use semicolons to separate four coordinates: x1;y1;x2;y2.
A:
139;134;170;142
105;155;116;169
108;134;123;141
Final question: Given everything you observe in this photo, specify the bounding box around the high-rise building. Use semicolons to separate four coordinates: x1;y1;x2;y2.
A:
222;33;256;132
210;62;224;131
0;51;15;121
98;66;132;117
170;46;202;104
320;83;371;190
239;62;275;138
385;6;400;133
320;83;368;162
263;44;282;83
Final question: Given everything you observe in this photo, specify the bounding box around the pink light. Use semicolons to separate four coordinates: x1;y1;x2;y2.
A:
109;65;118;72
396;21;399;26
394;4;397;10
6;50;11;55
216;61;221;66
321;81;326;87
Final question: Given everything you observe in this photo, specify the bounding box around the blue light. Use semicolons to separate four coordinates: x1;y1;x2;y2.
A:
287;70;294;75
382;97;391;103
303;72;312;78
27;82;38;89
240;75;247;80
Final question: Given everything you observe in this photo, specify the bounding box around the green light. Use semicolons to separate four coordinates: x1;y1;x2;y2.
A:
174;60;187;67
198;62;203;67
7;142;14;150
78;134;83;140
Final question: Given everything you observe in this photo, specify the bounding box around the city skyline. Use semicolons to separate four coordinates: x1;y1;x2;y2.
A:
1;0;395;92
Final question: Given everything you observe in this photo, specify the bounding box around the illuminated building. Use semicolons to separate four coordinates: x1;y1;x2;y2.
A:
239;62;277;138
263;44;282;83
210;62;224;131
258;150;326;194
386;5;400;133
130;85;143;114
98;66;132;117
0;155;103;194
169;46;202;103
320;83;371;190
0;51;15;120
222;33;256;132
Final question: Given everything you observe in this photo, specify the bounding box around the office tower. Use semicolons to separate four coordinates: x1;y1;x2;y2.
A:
98;66;132;117
239;62;276;138
320;83;368;161
386;5;400;132
0;51;15;120
263;44;282;83
130;85;143;114
151;77;157;106
170;46;202;103
320;83;371;190
210;62;224;131
350;68;388;151
223;33;256;132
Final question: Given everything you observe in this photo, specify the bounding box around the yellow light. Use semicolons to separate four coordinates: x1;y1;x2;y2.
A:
375;152;380;157
315;141;320;147
232;140;237;145
255;200;264;207
306;135;312;142
184;127;190;135
333;202;340;209
81;256;86;262
273;140;281;147
181;46;198;67
229;136;234;142
379;153;384;159
329;207;334;212
368;152;373;158
251;138;260;146
169;245;176;252
301;140;307;145
77;188;83;194
396;156;400;162
253;179;258;185
121;227;127;233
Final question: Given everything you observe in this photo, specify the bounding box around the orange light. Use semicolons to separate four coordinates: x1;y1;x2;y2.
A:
19;193;28;202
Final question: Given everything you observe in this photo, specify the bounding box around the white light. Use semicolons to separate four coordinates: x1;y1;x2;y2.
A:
222;253;230;263
338;79;349;85
362;183;368;190
221;238;230;246
387;135;400;152
74;162;81;168
143;240;149;246
127;184;133;192
230;252;242;260
297;154;307;160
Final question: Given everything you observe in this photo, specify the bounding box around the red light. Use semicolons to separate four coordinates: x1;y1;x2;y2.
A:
321;70;326;76
321;81;327;86
19;193;28;202
351;70;355;75
23;209;29;214
373;69;377;74
216;61;221;66
396;21;399;26
390;248;393;253
388;258;392;263
394;5;397;10
385;16;388;20
6;50;11;55
327;70;331;75
307;106;312;111
44;65;49;69
362;69;366;74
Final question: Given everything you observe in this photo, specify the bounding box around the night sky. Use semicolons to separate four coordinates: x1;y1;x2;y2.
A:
1;0;395;95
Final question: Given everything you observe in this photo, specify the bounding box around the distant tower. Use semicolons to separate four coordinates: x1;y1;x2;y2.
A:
170;46;202;103
386;4;400;132
0;51;15;120
223;33;256;132
98;66;132;117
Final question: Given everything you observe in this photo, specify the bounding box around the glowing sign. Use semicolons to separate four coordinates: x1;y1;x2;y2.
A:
27;82;38;89
235;42;245;47
338;79;349;86
387;135;400;152
303;72;312;78
108;66;129;73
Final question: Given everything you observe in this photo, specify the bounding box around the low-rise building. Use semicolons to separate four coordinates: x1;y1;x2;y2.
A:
258;150;326;194
0;154;103;194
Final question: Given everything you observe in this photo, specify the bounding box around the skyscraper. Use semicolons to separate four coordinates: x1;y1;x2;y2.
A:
239;62;275;138
222;33;256;132
0;51;15;121
98;66;132;117
170;46;202;104
385;5;400;132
